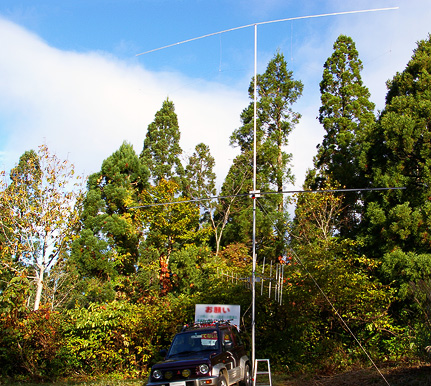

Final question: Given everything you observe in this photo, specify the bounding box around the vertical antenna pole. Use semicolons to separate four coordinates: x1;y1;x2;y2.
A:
251;23;258;372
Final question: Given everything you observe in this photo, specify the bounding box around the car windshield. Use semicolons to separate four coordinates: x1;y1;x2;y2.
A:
168;330;219;356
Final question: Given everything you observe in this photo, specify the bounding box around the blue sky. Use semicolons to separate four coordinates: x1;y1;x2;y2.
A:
0;0;430;189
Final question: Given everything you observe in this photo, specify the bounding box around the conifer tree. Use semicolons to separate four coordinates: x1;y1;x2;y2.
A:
360;35;431;330
184;143;216;211
308;35;375;234
231;52;302;195
218;152;276;259
184;143;218;237
228;52;302;259
362;35;431;259
71;142;148;302
140;98;184;186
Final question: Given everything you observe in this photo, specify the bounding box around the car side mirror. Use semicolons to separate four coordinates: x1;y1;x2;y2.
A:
160;349;168;358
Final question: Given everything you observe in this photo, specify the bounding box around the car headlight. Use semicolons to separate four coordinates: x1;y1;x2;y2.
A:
153;370;163;380
165;371;173;380
199;364;210;374
182;369;191;378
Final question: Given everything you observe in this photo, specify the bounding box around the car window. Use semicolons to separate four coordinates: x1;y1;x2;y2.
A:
232;328;243;346
221;329;233;351
169;330;219;356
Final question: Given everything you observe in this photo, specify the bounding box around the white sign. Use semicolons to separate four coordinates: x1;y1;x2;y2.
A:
195;304;241;329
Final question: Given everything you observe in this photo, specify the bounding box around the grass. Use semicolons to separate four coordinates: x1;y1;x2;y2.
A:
0;377;143;386
2;365;431;386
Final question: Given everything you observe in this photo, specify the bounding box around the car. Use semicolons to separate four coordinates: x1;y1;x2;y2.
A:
147;321;251;386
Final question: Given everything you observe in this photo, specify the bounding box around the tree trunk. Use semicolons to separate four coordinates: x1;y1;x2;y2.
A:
33;264;45;311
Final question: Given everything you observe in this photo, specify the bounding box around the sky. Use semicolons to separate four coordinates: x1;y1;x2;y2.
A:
0;0;430;191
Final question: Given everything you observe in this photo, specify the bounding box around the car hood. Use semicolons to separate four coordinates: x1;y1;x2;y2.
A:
153;353;216;368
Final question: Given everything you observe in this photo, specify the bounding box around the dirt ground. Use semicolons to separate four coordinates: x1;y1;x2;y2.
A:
277;364;431;386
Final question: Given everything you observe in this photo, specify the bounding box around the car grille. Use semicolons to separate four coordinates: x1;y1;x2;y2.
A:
162;368;200;381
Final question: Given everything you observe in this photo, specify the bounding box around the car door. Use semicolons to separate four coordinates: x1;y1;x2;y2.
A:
221;328;242;384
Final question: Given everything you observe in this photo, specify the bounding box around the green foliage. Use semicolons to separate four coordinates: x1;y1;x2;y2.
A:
169;245;212;295
251;239;403;372
71;142;148;302
138;179;212;295
362;34;431;254
60;302;150;376
382;250;431;292
139;180;210;255
219;153;287;262
184;143;216;202
184;143;218;231
380;248;431;341
59;297;196;377
359;36;431;340
140;99;184;186
308;35;375;236
228;52;302;259
317;35;376;172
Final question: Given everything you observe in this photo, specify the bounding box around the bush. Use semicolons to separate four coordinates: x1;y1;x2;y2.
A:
0;276;61;379
58;296;196;377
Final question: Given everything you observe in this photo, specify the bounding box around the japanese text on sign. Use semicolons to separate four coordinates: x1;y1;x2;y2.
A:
205;306;230;314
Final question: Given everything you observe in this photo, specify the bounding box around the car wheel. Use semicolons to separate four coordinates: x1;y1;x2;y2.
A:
240;364;251;386
218;374;228;386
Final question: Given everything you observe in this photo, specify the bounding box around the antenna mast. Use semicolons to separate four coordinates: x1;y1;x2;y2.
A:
251;23;258;369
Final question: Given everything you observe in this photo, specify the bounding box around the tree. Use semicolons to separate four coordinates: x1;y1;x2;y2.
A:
0;145;84;310
308;35;376;234
169;245;212;295
210;153;252;256
231;52;302;196
360;35;431;343
184;142;216;221
219;151;288;262
291;181;345;248
184;143;236;255
228;52;302;258
140;98;184;186
138;179;212;295
361;35;431;258
71;142;148;303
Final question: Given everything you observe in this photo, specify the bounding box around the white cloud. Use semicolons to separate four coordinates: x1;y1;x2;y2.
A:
0;17;246;186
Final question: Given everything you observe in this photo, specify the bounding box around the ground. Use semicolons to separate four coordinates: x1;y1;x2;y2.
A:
275;364;431;386
1;364;431;386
